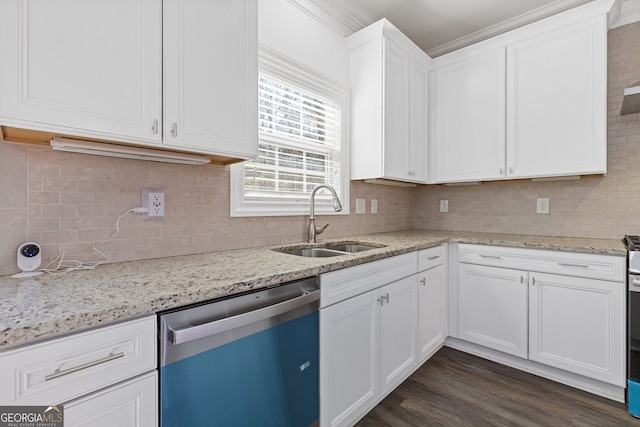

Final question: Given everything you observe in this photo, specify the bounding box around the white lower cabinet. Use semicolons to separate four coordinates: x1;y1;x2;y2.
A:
320;246;450;427
529;272;625;386
458;263;528;358
320;288;379;427
320;252;422;427
417;245;448;362
379;276;418;396
0;315;157;426
455;244;626;388
65;371;157;427
320;275;417;427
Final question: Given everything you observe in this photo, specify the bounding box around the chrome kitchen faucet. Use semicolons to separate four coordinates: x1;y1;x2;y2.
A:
308;185;342;243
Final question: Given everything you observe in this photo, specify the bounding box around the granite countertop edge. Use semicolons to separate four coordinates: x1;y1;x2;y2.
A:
0;229;627;350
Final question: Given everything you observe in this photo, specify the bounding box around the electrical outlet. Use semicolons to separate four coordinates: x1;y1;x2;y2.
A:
142;188;165;220
536;198;550;214
356;198;366;214
440;200;448;213
371;199;378;214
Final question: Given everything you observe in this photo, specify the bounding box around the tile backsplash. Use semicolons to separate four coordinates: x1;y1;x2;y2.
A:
0;143;412;275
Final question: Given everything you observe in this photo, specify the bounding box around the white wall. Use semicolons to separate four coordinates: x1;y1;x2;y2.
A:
258;0;350;84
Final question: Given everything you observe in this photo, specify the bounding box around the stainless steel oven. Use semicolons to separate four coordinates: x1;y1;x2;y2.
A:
624;235;640;416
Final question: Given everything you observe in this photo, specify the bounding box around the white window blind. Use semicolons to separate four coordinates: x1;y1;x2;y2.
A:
230;46;349;217
243;73;341;201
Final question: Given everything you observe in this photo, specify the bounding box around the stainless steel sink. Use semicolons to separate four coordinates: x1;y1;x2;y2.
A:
280;248;350;257
273;242;386;257
324;244;379;253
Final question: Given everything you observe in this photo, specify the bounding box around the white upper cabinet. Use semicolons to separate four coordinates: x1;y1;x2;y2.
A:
506;16;607;179
431;48;506;183
429;3;609;184
0;0;162;143
0;0;257;163
163;0;257;158
348;19;431;184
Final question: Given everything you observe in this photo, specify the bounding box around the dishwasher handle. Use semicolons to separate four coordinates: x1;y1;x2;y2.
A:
168;289;320;345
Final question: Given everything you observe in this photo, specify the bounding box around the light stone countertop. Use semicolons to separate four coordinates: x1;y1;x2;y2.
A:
0;229;627;349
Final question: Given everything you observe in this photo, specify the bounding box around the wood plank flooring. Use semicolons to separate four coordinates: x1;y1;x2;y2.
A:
356;347;640;426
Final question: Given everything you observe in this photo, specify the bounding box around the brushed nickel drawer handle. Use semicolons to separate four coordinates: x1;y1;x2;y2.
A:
45;352;125;381
558;262;589;268
427;255;440;260
479;254;501;260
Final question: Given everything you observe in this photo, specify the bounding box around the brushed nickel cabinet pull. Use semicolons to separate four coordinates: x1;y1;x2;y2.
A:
45;352;125;381
558;262;589;269
377;293;390;305
420;277;426;286
479;254;501;260
428;255;440;260
151;119;159;134
171;122;178;137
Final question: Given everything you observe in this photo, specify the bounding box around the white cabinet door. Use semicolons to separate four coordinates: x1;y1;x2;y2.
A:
379;275;418;396
163;0;257;158
65;372;157;427
432;48;506;183
348;19;429;184
320;290;379;427
408;60;429;182
383;39;410;181
0;0;162;143
383;40;428;183
529;273;625;386
506;16;607;179
418;264;447;363
458;263;528;358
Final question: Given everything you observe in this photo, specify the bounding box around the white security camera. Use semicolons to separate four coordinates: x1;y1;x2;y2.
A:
12;242;44;278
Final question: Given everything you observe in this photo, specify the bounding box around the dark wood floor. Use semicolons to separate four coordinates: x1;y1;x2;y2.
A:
356;347;640;427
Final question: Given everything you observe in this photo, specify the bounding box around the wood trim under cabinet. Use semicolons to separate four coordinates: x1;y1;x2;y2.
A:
0;125;245;166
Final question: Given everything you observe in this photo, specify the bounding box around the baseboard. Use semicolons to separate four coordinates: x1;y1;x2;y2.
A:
445;337;626;403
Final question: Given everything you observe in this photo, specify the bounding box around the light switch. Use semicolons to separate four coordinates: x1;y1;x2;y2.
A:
356;198;366;214
371;199;378;214
440;200;448;213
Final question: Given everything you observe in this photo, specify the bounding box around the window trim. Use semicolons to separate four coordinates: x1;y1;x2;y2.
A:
230;45;350;217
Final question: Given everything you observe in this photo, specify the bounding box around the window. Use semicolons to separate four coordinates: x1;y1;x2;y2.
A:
230;46;349;217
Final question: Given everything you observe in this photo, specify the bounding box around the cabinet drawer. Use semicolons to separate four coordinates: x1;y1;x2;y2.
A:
418;244;447;271
0;315;156;405
65;371;157;427
320;252;417;308
458;244;625;282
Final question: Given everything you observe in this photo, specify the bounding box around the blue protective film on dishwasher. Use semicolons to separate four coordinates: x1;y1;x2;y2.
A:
160;311;319;427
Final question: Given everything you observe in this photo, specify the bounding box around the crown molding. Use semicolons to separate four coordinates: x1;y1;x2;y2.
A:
287;0;374;35
289;0;608;58
426;0;593;57
609;0;640;28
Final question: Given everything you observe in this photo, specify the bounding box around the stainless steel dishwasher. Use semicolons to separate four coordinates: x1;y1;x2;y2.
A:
159;277;320;427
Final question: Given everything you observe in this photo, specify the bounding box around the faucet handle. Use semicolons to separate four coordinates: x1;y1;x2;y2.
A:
315;223;330;235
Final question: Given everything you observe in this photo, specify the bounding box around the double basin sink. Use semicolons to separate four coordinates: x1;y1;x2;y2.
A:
274;241;386;258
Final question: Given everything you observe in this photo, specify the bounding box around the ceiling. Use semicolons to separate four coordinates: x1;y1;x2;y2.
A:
292;0;600;56
349;0;593;55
